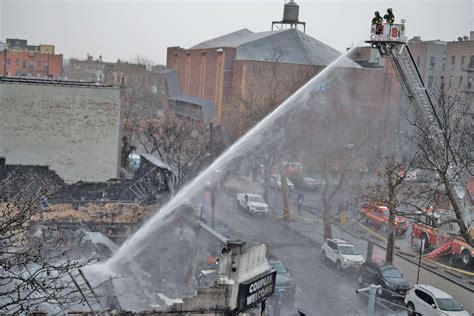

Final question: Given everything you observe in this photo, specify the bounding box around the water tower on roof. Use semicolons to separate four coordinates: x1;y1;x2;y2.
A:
272;0;306;33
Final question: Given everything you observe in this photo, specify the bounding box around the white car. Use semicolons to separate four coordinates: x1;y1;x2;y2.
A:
269;175;294;190
236;193;270;215
405;284;469;316
320;239;365;271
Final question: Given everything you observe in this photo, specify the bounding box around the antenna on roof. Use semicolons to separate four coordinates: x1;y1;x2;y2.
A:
272;0;306;33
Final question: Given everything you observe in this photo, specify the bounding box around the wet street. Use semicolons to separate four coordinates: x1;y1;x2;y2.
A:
204;187;406;316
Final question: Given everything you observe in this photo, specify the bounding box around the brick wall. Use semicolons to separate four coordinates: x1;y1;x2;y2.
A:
0;50;63;78
0;82;123;183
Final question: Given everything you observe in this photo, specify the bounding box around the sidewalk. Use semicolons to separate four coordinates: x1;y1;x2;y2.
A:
271;207;387;261
271;207;474;314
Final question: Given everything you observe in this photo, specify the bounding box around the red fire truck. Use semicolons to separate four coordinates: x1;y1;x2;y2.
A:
360;204;409;236
411;209;474;269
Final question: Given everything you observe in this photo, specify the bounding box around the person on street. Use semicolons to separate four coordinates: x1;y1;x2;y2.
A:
384;8;395;24
297;193;304;213
372;11;383;34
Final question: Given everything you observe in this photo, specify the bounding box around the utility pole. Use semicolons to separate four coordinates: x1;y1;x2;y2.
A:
416;238;425;283
3;48;7;77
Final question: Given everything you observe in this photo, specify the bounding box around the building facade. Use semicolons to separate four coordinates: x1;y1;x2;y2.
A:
167;28;404;140
407;37;447;93
0;38;62;78
444;32;474;141
0;78;123;183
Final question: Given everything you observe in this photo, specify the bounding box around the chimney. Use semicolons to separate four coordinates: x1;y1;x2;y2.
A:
470;31;474;41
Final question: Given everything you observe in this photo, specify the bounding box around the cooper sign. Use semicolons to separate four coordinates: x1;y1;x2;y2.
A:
237;270;276;310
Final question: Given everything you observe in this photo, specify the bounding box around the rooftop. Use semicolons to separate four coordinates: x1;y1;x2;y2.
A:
191;28;359;67
0;76;115;88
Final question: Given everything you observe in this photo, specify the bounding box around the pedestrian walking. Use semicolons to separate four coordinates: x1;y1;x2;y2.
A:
297;192;304;213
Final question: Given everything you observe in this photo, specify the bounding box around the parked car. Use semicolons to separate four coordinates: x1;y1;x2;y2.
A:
236;193;270;215
360;204;409;236
291;176;320;191
269;175;294;190
268;259;296;307
320;239;365;271
404;284;469;316
358;261;410;299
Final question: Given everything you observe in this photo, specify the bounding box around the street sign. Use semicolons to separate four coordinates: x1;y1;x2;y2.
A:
237;270;276;311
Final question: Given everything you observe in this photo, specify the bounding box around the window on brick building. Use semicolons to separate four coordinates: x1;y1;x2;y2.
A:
416;56;421;67
459;76;463;88
461;55;465;66
15;59;19;66
449;76;453;89
430;57;436;70
451;55;456;68
468;77;473;89
428;76;434;88
6;59;10;67
44;62;48;71
470;56;474;69
22;60;26;68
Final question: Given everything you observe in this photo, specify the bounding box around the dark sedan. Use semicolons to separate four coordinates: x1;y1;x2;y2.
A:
291;176;320;191
358;261;410;300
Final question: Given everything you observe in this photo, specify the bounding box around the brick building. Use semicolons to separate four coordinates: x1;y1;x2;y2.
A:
444;32;474;140
407;37;447;93
0;77;123;183
64;55;168;115
0;38;62;78
399;32;474;144
64;55;107;82
167;28;362;129
167;28;407;141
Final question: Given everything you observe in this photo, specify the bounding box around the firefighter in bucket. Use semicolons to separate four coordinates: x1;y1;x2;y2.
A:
372;11;383;35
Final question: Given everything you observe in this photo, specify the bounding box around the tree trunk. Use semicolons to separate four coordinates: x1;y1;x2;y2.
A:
444;176;473;246
263;160;271;202
278;161;290;221
386;209;397;263
322;198;332;240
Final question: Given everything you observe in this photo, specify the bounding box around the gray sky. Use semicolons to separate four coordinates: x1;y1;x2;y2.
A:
1;0;473;65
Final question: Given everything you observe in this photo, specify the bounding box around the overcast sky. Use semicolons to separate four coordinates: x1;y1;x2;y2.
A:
1;0;473;65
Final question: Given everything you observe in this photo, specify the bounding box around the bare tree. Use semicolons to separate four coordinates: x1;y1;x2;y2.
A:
408;83;473;246
230;49;311;214
363;157;414;263
0;182;96;313
130;55;156;72
138;112;210;184
121;55;164;168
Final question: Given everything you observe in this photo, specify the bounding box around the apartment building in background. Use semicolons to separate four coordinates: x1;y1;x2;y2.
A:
0;38;63;78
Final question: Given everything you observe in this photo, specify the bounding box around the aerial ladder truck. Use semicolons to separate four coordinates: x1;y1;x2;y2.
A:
366;21;474;268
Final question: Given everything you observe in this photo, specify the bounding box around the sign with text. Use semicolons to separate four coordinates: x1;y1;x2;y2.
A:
237;270;276;311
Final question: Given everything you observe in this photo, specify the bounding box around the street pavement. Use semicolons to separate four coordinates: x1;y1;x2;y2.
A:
199;178;474;315
265;186;474;315
206;187;405;316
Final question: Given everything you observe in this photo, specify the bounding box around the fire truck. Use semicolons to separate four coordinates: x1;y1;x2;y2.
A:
411;209;474;269
360;204;409;236
366;18;474;270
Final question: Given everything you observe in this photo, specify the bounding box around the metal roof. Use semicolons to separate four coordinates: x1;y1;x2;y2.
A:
191;28;279;49
169;95;216;123
190;28;360;67
140;154;172;171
